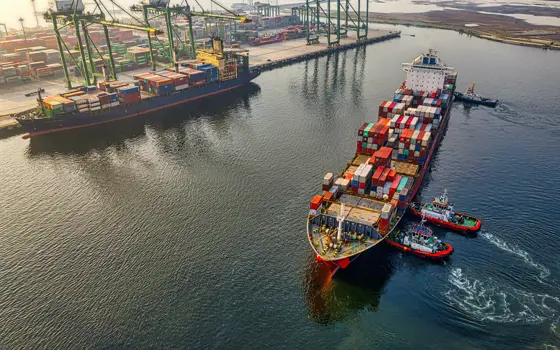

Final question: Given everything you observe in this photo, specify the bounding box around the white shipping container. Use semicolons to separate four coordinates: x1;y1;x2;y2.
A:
323;172;334;185
175;84;189;90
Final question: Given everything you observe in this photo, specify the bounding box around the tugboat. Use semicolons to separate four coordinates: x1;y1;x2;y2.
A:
409;190;481;234
386;215;453;260
454;82;498;107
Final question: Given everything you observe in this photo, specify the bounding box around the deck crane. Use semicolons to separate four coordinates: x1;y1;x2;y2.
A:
45;0;163;89
130;0;251;69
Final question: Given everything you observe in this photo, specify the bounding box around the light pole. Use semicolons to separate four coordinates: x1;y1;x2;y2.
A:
18;18;30;54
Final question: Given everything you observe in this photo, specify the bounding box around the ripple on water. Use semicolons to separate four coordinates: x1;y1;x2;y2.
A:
480;231;551;281
444;268;559;330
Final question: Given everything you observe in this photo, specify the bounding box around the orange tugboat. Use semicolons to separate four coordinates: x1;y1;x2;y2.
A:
409;190;481;235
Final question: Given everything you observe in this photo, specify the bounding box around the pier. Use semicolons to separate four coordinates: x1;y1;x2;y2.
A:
0;29;400;137
245;30;400;71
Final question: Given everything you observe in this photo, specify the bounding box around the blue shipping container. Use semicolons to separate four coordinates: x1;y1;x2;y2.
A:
119;86;140;95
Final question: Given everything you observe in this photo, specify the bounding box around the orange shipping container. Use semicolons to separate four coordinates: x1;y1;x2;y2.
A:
155;77;173;86
310;195;323;210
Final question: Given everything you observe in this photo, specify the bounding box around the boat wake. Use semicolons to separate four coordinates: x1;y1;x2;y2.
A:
491;103;559;131
444;268;560;328
480;231;550;280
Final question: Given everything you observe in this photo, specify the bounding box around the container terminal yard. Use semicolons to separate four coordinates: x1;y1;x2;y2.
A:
0;0;399;136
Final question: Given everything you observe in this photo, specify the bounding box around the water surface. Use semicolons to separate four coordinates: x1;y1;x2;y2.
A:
1;24;559;348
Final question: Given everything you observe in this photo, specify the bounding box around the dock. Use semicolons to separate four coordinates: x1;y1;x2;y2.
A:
245;29;400;71
0;29;400;138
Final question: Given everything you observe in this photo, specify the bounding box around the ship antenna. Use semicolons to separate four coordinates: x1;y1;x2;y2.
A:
441;189;448;204
420;207;427;227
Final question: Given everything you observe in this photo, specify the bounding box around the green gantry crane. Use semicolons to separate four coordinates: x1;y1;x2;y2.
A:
130;0;251;70
303;0;369;46
45;0;163;89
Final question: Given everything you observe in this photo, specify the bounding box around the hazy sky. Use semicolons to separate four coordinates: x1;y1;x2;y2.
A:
0;0;254;30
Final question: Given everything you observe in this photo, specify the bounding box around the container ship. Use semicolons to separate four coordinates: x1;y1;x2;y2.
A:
15;39;260;139
307;50;457;273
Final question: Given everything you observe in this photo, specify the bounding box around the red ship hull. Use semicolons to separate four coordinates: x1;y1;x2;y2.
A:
385;238;453;260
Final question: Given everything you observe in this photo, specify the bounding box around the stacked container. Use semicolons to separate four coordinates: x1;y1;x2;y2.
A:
378;101;406;119
356;119;390;154
422;98;442;107
396;128;432;164
322;172;333;192
154;70;189;91
416;105;441;127
333;177;350;193
179;68;206;87
371;166;395;199
393;94;414;107
309;195;323;216
389;115;419;135
369;147;392;168
196;64;219;83
116;85;141;104
351;163;373;195
397;188;409;213
378;203;394;234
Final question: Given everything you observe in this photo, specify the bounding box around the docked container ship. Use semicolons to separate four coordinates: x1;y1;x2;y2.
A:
307;50;457;273
15;39;260;139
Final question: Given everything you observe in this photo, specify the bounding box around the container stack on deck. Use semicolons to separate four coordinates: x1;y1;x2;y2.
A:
313;71;458;233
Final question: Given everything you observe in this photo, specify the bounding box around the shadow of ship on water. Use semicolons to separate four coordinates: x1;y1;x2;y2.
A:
26;83;261;157
303;246;395;325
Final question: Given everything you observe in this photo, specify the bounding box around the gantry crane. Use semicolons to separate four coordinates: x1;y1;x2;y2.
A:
45;0;163;89
130;0;251;70
303;0;369;46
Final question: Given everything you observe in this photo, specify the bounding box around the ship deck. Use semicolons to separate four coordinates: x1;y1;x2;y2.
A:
308;153;421;261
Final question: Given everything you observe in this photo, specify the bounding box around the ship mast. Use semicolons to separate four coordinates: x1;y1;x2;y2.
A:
337;203;346;242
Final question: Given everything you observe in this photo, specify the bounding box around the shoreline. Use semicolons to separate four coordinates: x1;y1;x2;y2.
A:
363;11;560;51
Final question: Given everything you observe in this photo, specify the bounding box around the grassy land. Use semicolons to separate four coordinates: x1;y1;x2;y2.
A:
365;10;560;50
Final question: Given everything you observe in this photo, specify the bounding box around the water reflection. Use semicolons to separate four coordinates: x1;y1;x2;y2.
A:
25;83;261;157
304;247;394;324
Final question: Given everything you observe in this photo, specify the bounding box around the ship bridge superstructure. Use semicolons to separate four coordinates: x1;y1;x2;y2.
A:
401;49;454;93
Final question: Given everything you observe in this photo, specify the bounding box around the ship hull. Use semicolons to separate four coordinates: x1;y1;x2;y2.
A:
308;91;455;273
384;237;453;260
453;92;498;107
409;203;481;234
17;72;260;138
306;213;405;275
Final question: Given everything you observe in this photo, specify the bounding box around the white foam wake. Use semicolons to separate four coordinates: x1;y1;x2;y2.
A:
445;268;560;327
481;232;551;280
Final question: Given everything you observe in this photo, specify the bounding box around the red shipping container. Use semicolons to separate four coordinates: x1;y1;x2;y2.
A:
379;168;390;184
378;218;390;233
389;175;401;198
356;141;363;153
310;195;323;210
372;166;384;185
323;191;333;203
388;169;397;182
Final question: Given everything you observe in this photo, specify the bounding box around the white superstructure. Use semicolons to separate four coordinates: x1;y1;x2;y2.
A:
402;49;454;93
